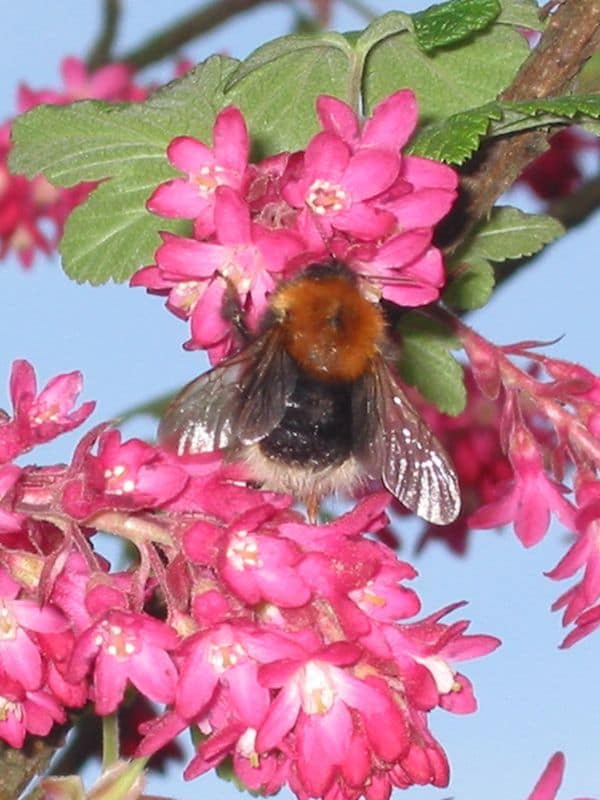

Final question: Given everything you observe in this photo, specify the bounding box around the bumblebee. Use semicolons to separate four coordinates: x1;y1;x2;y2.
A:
159;262;460;524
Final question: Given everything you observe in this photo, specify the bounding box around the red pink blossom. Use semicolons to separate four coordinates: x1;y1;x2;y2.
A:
133;90;459;360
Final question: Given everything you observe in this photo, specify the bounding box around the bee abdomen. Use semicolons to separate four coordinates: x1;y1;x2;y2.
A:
258;375;353;469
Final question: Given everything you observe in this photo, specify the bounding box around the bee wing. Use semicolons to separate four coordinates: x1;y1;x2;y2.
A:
159;329;296;455
352;356;461;525
235;330;297;445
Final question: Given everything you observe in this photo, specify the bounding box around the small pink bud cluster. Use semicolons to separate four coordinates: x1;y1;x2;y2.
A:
517;128;600;201
0;360;499;796
0;57;150;267
132;91;458;362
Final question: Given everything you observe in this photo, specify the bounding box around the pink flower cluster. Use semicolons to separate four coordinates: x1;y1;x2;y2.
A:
399;319;600;649
132;91;458;362
440;322;600;646
0;57;150;267
0;360;499;796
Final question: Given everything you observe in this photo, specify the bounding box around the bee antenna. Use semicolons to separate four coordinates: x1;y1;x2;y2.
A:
353;269;417;287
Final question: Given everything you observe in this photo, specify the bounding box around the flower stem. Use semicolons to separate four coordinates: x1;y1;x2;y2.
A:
102;713;120;770
340;0;377;21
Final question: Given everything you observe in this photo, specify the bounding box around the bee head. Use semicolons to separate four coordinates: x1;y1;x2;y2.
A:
270;262;385;382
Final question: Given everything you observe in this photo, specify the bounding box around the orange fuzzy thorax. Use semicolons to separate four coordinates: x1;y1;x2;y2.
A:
271;273;385;382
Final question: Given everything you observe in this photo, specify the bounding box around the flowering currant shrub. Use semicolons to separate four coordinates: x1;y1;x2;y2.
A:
2;0;600;798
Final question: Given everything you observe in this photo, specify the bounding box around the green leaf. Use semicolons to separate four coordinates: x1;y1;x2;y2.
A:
409;102;502;163
225;32;355;154
9;56;238;185
9;57;236;284
409;94;600;165
444;256;495;309
363;25;529;122
493;94;600;135
355;11;413;53
412;0;501;53
397;314;466;416
60;178;190;285
461;206;564;263
496;0;544;31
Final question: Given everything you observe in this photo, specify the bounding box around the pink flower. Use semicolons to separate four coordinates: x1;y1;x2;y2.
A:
0;360;94;460
469;422;576;546
336;231;445;306
526;751;597;800
283;130;399;241
175;622;299;723
546;482;600;633
317;90;419;155
384;603;500;714
162;452;292;522
184;505;310;608
0;568;68;691
3;57;148;268
518;128;600;201
148;106;250;237
0;465;23;532
316;91;457;238
69;609;179;714
62;429;189;517
0;670;65;748
149;187;304;350
17;56;144;109
256;642;407;798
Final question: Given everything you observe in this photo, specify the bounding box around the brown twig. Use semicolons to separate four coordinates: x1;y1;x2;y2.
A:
118;0;274;70
0;725;69;800
87;0;122;71
444;0;600;256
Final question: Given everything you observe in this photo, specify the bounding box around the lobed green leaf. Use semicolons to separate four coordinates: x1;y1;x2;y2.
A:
409;102;502;163
225;34;354;154
409;94;600;165
444;256;496;310
493;94;600;134
60;179;191;285
496;0;544;30
9;57;238;185
412;0;501;52
459;206;564;263
397;314;466;416
363;25;529;121
355;11;413;53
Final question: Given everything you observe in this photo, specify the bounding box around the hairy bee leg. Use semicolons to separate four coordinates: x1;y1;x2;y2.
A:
306;494;321;524
220;274;252;343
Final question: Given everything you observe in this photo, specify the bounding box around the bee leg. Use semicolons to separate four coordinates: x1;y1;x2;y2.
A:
220;274;252;344
306;494;320;525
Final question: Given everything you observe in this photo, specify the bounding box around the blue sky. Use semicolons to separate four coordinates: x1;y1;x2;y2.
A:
1;2;599;798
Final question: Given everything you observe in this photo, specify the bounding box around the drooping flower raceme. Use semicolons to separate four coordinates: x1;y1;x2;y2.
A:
0;359;500;798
